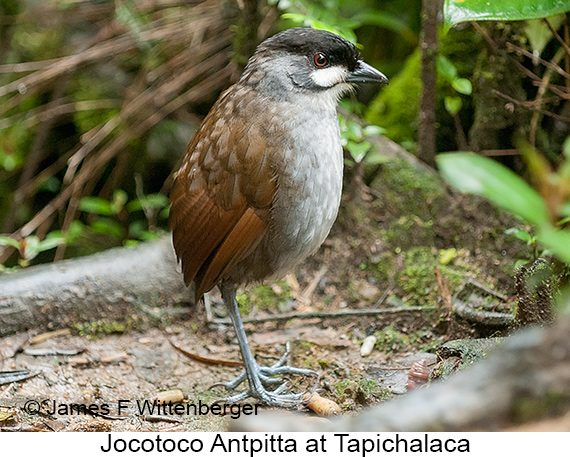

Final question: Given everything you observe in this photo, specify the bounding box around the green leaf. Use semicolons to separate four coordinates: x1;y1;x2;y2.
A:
281;14;357;43
451;78;472;95
444;96;462;115
514;258;531;269
139;230;160;241
438;56;458;81
524;16;564;56
343;119;364;142
444;0;570;31
159;206;170;219
505;227;533;243
439;248;457;265
437;152;551;226
347;141;371;163
79;197;115;216
22;236;40;261
37;235;65;252
127;193;169;212
0;235;20;249
363;125;385;137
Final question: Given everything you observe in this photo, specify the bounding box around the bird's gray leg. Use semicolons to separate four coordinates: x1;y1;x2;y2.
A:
213;284;316;407
210;341;316;391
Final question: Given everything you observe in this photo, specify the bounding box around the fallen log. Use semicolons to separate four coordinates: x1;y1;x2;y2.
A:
0;236;188;337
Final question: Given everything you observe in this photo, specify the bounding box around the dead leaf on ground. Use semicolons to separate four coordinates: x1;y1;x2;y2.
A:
169;340;243;367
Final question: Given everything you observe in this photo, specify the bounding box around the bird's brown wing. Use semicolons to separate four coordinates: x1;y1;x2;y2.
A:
169;93;276;300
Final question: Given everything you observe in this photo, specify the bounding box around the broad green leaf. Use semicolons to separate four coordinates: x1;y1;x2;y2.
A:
437;152;551;226
560;201;570;219
564;137;570;159
281;14;358;43
365;151;390;165
443;0;570;31
342;119;364;142
139;230;160;241
439;248;457;265
128;220;147;239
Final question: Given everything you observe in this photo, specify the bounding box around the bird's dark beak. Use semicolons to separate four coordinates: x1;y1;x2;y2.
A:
347;61;389;85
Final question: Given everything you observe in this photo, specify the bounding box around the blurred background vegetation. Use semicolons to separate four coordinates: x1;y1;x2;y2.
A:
0;0;569;269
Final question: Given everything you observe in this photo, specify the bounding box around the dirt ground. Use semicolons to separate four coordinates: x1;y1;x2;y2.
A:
0;300;439;431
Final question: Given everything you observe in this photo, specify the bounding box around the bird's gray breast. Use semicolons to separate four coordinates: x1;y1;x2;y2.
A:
265;106;343;275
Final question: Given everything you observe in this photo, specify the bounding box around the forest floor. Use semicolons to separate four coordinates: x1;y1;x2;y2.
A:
0;153;542;432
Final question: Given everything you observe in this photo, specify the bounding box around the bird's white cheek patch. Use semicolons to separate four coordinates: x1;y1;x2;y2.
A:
311;66;348;88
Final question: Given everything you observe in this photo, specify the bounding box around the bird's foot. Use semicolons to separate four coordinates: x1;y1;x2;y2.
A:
210;343;317;407
215;382;306;407
210;342;317;391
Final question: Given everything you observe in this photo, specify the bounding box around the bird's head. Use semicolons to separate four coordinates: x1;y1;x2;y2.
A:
241;27;388;103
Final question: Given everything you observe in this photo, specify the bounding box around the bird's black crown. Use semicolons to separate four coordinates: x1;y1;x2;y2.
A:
256;27;361;72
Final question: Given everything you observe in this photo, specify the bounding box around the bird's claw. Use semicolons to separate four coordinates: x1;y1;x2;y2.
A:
213;382;305;408
209;363;316;391
209;342;317;406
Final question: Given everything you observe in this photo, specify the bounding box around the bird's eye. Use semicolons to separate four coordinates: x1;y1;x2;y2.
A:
313;53;328;67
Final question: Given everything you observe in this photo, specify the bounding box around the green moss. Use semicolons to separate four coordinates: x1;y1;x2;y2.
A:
334;379;355;396
356;379;391;402
334;378;391;409
365;158;450;260
72;319;130;340
397;247;475;307
381;215;435;248
236;280;292;315
372;251;397;284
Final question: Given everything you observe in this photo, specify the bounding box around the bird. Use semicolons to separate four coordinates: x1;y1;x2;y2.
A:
169;27;388;407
